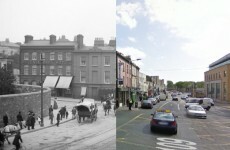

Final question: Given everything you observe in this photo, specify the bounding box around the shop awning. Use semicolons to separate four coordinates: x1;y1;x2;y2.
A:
43;76;59;88
56;76;73;89
81;87;87;96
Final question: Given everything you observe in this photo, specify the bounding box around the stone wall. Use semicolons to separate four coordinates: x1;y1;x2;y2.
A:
0;84;51;127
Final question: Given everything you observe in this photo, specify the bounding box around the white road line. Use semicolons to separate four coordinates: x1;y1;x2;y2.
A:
178;104;180;110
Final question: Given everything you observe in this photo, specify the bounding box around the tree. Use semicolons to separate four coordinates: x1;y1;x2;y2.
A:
0;67;16;95
167;80;174;89
196;81;204;88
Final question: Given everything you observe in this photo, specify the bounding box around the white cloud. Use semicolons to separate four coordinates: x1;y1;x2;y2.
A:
116;2;142;29
144;0;230;60
128;37;136;42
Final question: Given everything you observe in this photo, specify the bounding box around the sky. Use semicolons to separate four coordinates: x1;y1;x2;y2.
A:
116;0;230;83
0;0;115;46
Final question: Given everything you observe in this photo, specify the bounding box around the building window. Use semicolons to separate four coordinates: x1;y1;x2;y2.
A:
24;65;29;75
104;56;110;66
32;81;37;85
219;72;221;78
127;65;129;74
80;71;86;83
66;52;71;61
32;65;37;75
92;56;98;66
40;53;45;60
58;52;63;60
224;71;227;77
104;71;110;84
58;66;62;75
50;52;55;60
223;82;226;94
50;66;55;75
80;56;86;66
92;71;98;83
24;81;29;85
66;66;71;75
32;52;37;60
24;53;29;60
40;65;45;75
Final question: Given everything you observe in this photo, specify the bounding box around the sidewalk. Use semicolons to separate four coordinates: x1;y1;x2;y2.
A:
214;99;230;109
0;97;77;137
117;101;141;111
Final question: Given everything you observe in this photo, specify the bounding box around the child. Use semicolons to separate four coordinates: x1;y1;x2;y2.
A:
37;116;41;125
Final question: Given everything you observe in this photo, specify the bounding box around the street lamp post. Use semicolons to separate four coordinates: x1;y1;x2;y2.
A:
40;53;44;127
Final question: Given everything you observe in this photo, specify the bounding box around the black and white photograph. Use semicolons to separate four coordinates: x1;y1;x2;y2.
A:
0;0;116;150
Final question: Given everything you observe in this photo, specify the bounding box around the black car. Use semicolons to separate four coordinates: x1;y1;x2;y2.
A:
150;109;178;134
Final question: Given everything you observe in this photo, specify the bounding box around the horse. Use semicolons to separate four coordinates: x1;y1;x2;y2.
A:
102;100;111;116
2;121;26;145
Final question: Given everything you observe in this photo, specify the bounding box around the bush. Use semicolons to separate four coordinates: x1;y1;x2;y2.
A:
53;100;58;109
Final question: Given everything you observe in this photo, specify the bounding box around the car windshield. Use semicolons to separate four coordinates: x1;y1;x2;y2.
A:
153;112;174;121
189;106;204;111
188;99;199;103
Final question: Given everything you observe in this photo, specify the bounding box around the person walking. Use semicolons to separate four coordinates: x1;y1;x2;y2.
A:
3;113;8;127
13;131;23;150
72;107;76;119
56;112;61;127
65;111;69;119
31;113;36;129
129;99;133;110
49;105;53;115
26;113;32;130
37;116;41;125
50;110;54;124
17;111;23;129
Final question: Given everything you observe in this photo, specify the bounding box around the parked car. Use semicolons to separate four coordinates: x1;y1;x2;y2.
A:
186;105;207;119
141;99;153;109
150;109;177;134
148;97;157;105
159;93;167;101
172;95;179;101
155;95;160;103
181;95;188;100
185;98;201;109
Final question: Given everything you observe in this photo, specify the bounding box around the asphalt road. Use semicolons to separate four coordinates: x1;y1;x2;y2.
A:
116;97;230;150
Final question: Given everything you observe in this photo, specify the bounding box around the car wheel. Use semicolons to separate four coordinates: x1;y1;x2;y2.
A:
150;127;154;132
173;129;177;134
206;106;210;111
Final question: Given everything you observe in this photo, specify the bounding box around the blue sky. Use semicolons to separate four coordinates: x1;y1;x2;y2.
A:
117;0;230;83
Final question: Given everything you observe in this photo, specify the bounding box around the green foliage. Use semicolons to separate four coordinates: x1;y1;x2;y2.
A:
196;81;204;88
167;80;174;89
0;67;16;95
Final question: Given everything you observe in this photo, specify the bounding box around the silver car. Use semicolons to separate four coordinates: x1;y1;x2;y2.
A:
186;105;207;119
148;97;157;105
141;99;153;109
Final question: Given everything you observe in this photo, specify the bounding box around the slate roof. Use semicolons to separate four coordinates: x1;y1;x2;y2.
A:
209;53;230;68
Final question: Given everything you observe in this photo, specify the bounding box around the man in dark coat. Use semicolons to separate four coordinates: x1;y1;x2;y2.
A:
13;131;23;150
26;114;32;130
49;105;53;115
31;113;36;129
56;112;61;127
3;113;8;127
17;112;23;129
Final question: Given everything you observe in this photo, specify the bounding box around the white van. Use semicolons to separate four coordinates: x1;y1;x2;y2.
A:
185;98;211;111
159;93;167;101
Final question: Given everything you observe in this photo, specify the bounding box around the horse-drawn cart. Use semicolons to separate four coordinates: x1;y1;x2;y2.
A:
75;98;98;123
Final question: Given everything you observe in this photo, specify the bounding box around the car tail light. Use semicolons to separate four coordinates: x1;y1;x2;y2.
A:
151;119;157;125
171;121;176;126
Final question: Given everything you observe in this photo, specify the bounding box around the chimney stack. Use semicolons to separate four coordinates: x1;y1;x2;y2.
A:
75;34;84;49
94;37;104;47
24;35;33;44
50;35;56;44
109;37;116;47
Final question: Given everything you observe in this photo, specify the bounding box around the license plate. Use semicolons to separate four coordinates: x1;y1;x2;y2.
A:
158;122;168;125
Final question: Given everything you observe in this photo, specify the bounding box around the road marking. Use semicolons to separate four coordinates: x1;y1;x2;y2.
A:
156;138;197;150
178;104;180;110
158;101;171;109
117;114;143;130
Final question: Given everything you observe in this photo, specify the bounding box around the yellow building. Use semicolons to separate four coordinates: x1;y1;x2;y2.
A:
204;53;230;102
